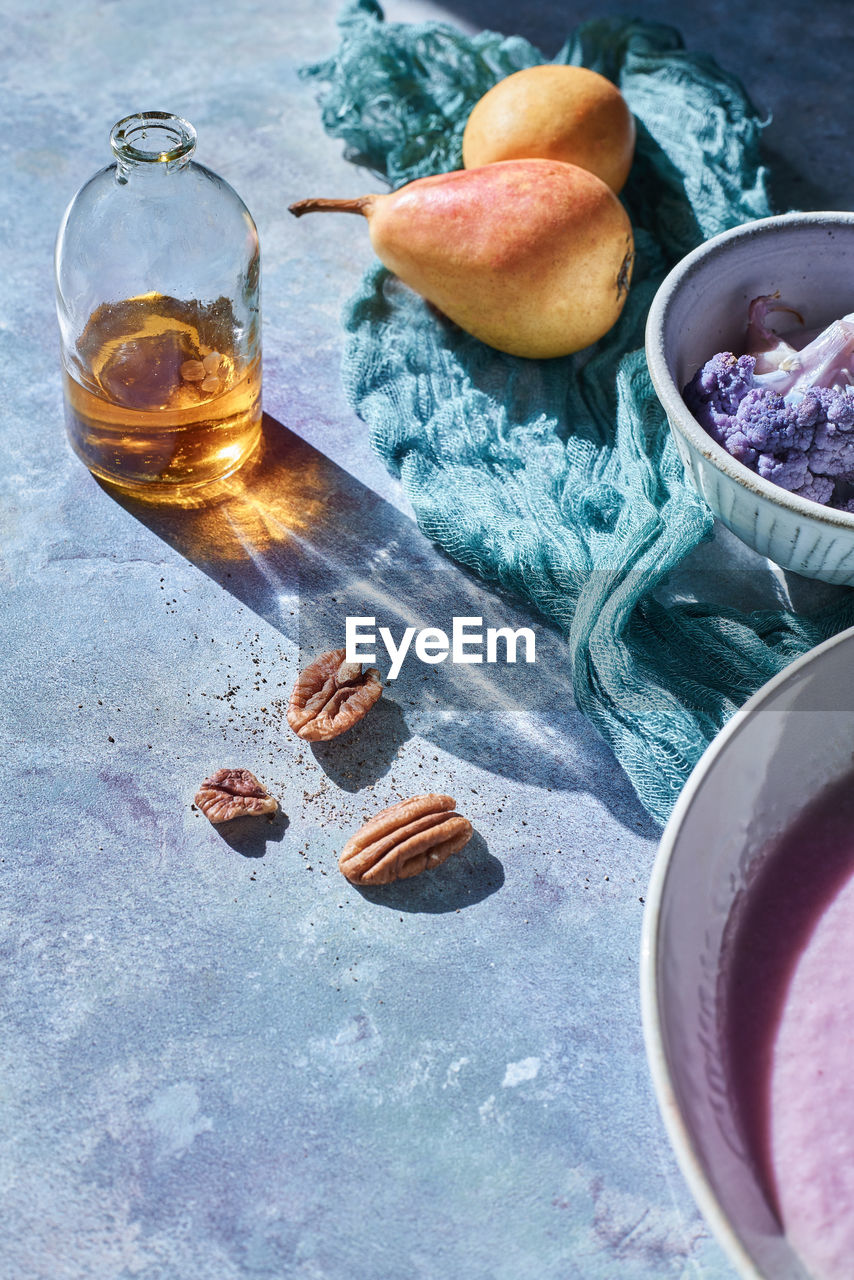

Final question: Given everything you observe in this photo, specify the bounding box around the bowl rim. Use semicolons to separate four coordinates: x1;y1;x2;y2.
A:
644;210;854;531
640;621;854;1280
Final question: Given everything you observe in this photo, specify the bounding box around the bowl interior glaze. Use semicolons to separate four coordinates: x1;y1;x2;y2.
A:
650;213;854;413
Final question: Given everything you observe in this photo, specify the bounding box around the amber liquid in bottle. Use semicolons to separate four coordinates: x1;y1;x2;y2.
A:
63;291;261;501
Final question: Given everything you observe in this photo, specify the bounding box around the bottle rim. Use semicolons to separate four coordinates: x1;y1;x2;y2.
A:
110;111;197;165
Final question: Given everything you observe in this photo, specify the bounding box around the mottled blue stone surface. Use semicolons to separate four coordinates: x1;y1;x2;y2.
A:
3;1;853;1277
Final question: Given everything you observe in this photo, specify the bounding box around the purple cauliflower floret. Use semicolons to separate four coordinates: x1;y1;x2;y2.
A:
756;450;810;492
683;352;756;436
734;387;817;454
810;385;854;433
808;418;854;479
683;313;854;511
794;471;835;505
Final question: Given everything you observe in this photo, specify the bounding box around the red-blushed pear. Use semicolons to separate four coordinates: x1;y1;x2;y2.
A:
289;159;634;360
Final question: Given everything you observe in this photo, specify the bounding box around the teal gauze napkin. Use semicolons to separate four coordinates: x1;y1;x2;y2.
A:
302;0;854;825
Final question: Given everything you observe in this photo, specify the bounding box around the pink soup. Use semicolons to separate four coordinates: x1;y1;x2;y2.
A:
724;771;854;1279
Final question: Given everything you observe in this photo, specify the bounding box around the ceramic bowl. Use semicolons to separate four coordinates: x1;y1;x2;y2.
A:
645;211;854;585
640;623;854;1279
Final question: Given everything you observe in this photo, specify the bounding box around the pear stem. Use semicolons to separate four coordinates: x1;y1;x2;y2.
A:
289;195;375;219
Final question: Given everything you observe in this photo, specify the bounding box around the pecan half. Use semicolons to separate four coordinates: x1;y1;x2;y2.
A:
194;768;278;824
287;647;382;741
339;794;472;885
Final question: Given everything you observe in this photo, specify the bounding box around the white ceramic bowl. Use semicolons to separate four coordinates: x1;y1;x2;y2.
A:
640;623;854;1279
645;211;854;585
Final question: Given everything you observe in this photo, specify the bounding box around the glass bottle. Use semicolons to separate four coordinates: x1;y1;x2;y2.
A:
55;111;262;502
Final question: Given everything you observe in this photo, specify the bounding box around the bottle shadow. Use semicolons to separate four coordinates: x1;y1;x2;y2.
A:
110;412;659;838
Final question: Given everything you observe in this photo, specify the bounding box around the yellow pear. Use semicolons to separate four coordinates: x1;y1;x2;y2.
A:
289;159;634;359
462;65;636;194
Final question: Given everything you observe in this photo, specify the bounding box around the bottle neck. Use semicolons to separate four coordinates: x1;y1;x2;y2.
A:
110;111;196;183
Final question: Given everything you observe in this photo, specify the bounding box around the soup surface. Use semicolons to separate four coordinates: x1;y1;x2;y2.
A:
724;772;854;1280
